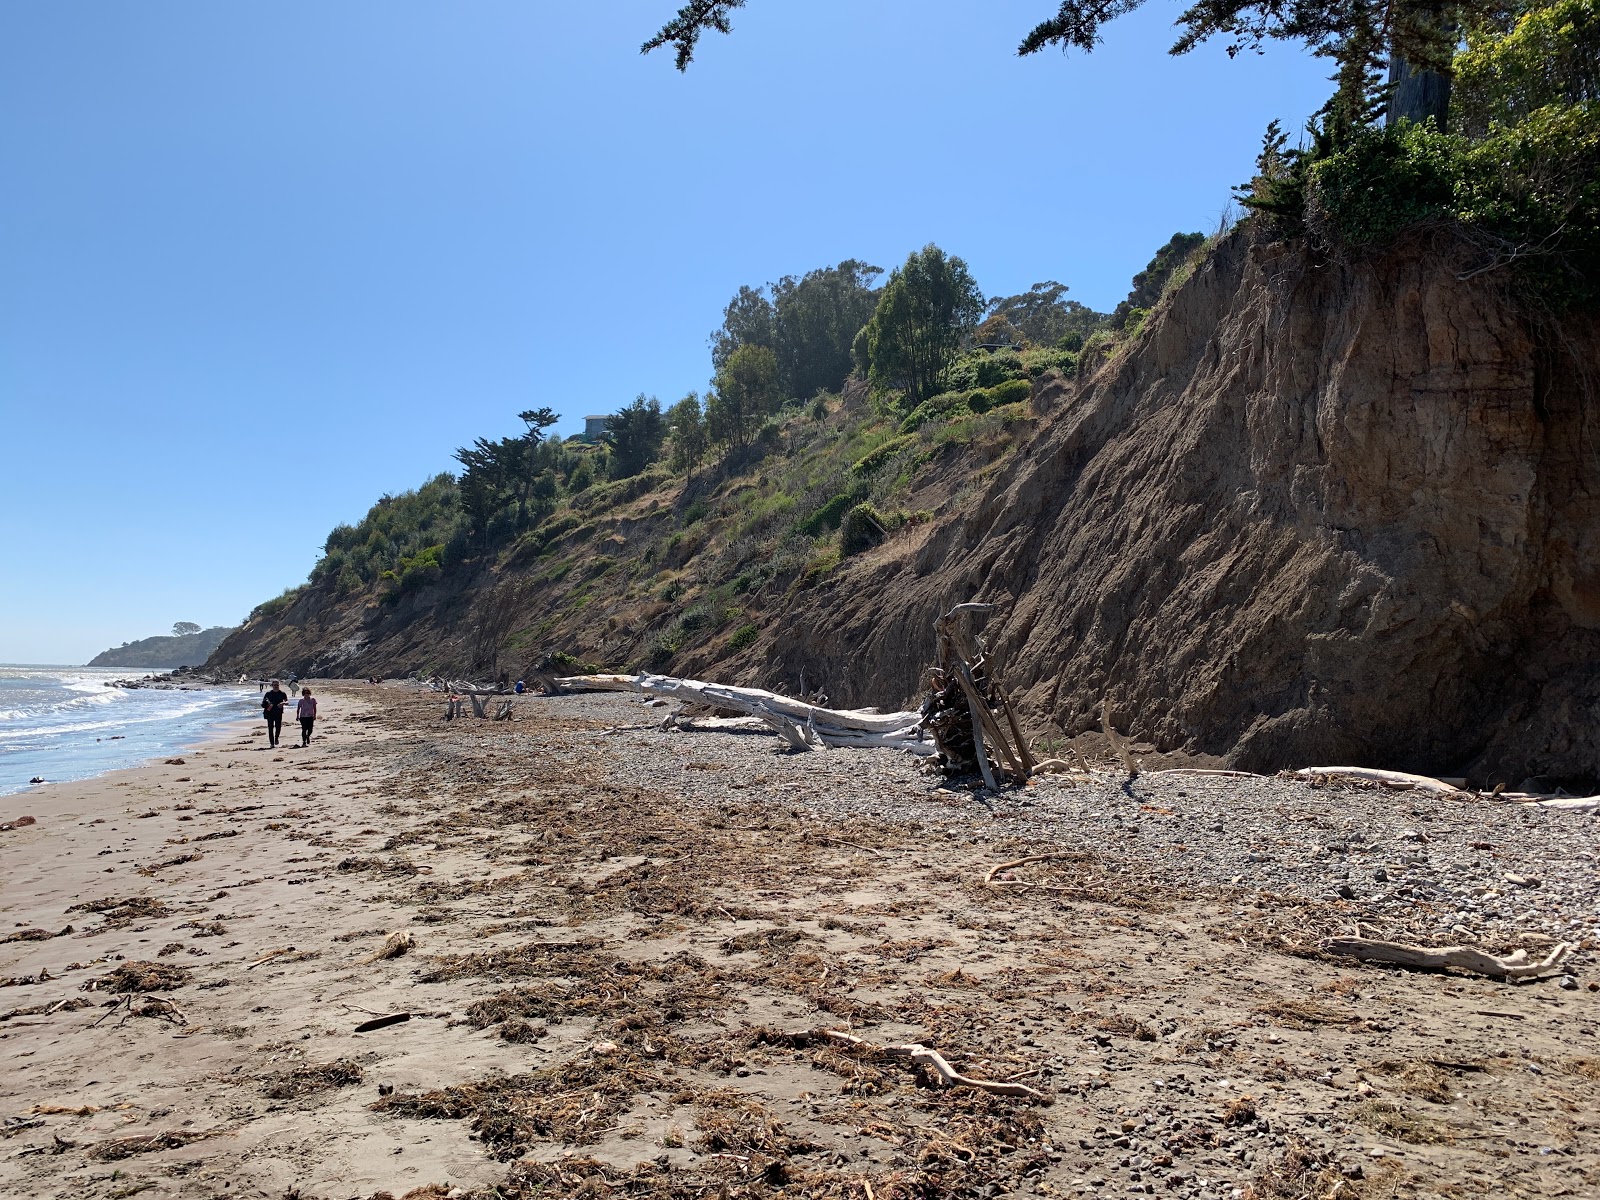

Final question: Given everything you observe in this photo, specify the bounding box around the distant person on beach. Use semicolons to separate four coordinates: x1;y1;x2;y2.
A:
262;680;288;747
514;679;525;694
296;687;318;746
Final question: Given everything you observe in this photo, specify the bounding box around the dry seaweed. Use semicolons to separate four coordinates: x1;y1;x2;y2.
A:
86;961;192;992
264;1059;365;1099
87;1129;225;1160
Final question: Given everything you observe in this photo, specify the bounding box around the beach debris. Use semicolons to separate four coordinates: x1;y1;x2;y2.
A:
0;927;64;946
86;1128;225;1161
263;1058;364;1098
86;961;192;992
354;1012;412;1033
245;946;297;970
0;815;37;831
758;1028;1049;1101
1;997;93;1022
164;757;186;765
1320;936;1576;980
92;994;187;1027
64;896;169;925
137;851;203;876
364;929;416;963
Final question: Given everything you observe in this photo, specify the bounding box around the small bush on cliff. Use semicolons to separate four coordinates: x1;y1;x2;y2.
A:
985;378;1033;409
250;586;305;622
840;503;889;556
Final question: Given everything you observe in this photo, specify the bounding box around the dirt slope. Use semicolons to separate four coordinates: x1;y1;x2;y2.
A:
755;229;1600;786
210;227;1600;786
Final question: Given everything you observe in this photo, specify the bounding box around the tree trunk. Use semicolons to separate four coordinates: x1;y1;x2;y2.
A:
1387;51;1451;130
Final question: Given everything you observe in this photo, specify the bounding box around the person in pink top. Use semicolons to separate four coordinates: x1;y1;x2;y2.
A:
296;687;318;747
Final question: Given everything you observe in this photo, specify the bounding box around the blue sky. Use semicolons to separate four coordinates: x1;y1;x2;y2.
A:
0;1;1330;664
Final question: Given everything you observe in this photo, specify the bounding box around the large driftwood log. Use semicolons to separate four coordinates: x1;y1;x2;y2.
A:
1294;767;1600;812
770;1028;1047;1101
1320;936;1576;979
555;672;935;755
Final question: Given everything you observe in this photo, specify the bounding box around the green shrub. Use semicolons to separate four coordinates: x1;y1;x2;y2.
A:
850;433;917;476
727;623;761;652
797;485;866;536
840;503;888;556
1307;107;1600;305
965;388;994;414
987;378;1032;408
250;586;305;622
1455;103;1600;306
947;349;1026;391
1308;121;1460;246
548;650;597;674
896;390;968;433
1020;346;1077;377
391;543;445;591
681;498;709;525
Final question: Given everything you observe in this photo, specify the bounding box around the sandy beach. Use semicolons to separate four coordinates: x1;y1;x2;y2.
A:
2;684;1597;1200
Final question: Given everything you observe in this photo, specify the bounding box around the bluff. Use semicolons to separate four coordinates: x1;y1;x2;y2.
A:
89;626;237;669
751;229;1600;786
209;227;1600;786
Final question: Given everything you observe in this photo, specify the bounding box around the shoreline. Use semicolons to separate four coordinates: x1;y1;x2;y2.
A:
1;685;1596;1199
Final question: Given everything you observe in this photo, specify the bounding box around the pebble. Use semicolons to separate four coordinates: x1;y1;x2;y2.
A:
549;694;1600;956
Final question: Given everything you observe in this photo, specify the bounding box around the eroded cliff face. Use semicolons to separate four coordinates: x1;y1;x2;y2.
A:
757;229;1600;785
215;226;1600;785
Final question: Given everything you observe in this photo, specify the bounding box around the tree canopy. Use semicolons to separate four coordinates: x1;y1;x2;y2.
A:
709;260;882;403
859;245;985;407
644;1;1492;134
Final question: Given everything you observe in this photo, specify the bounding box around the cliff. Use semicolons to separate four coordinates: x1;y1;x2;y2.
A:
748;229;1600;787
210;226;1600;787
89;626;237;669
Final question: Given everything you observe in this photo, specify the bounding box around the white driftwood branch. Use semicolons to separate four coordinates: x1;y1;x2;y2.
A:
1320;936;1576;979
1294;768;1598;812
1526;796;1600;813
554;672;935;754
780;1028;1046;1100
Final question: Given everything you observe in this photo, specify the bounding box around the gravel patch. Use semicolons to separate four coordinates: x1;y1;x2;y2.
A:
550;691;1600;961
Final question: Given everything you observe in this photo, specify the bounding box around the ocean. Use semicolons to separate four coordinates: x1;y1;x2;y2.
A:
0;665;258;798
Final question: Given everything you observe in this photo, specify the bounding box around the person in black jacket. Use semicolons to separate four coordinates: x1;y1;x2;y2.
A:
262;680;288;748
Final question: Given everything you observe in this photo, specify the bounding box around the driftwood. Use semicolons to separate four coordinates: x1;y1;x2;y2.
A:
493;699;515;721
1320;936;1576;980
245;946;295;970
560;606;1039;782
1101;699;1140;780
1294;767;1600;812
926;604;1034;784
773;1028;1047;1101
353;1012;411;1033
554;673;935;755
1294;767;1460;794
364;930;415;963
984;852;1081;885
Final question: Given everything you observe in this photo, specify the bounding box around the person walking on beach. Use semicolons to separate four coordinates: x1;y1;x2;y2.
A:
296;687;318;747
262;680;288;748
